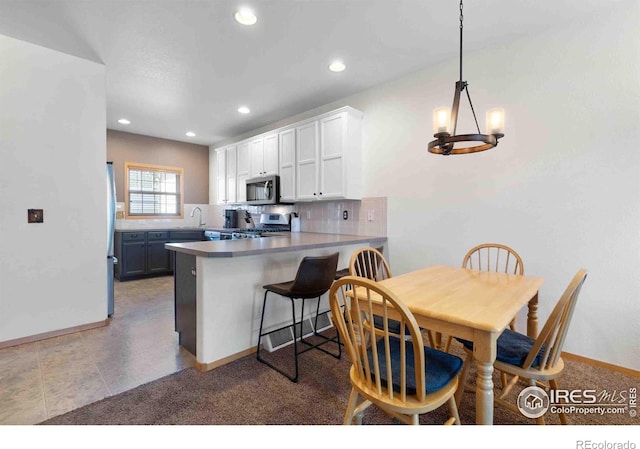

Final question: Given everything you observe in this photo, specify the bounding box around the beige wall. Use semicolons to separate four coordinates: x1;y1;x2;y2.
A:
107;130;209;204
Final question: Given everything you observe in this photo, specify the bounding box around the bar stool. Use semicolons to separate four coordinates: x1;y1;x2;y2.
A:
256;252;341;382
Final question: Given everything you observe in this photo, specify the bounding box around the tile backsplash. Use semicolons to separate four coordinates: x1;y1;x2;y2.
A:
115;203;211;230
116;198;386;236
209;197;387;236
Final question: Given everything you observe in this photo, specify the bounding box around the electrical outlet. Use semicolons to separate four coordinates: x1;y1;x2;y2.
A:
367;210;375;222
306;210;311;219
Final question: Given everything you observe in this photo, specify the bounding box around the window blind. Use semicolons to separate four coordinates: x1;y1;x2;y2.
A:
127;167;182;216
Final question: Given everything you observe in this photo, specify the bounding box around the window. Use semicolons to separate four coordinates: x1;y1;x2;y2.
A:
124;162;184;218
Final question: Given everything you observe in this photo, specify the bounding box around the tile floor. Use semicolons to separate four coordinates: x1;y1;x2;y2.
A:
0;276;194;425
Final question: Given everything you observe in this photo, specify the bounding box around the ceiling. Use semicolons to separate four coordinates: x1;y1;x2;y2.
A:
0;0;620;147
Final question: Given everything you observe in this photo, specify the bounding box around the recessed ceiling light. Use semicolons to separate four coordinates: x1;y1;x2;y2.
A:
235;8;257;26
185;131;196;137
329;61;346;72
238;106;250;114
118;118;131;125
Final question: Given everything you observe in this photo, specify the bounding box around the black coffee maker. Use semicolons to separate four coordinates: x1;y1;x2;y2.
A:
223;209;238;228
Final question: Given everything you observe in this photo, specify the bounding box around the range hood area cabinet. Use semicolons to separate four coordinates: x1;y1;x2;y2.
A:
211;106;363;205
250;133;278;179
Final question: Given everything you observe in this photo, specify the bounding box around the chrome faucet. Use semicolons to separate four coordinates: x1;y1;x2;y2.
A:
190;206;206;227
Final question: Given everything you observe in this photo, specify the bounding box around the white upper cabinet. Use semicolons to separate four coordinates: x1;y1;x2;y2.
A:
225;146;237;204
215;148;227;205
279;127;296;203
213;106;362;204
296;107;363;201
236;140;250;203
295;121;319;201
214;145;242;204
250;133;278;178
263;134;279;176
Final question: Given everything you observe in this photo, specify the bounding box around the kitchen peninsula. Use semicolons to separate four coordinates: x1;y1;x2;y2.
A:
165;232;386;371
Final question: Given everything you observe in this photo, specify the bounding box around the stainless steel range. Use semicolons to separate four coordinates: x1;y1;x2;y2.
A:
205;213;290;240
233;213;290;239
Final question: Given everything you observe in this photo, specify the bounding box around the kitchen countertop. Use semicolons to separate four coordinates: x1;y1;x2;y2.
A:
165;232;387;258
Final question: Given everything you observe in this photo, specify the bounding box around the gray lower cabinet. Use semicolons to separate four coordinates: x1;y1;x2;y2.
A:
174;252;196;355
147;231;171;274
114;229;204;281
116;232;146;279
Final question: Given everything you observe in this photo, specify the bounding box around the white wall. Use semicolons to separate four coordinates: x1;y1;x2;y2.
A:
353;1;640;370
0;35;107;342
215;1;640;370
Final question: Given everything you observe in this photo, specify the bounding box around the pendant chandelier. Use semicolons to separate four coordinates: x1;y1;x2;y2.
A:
428;0;505;156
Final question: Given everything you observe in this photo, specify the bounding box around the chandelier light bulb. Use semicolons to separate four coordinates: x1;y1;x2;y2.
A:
486;108;505;135
433;107;451;134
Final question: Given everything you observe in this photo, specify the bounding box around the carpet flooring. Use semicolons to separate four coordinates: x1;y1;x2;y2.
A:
42;336;639;426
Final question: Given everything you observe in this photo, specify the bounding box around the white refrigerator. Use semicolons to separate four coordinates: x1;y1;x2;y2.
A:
107;162;116;316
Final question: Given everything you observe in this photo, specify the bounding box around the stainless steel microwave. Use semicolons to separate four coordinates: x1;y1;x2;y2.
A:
245;175;281;205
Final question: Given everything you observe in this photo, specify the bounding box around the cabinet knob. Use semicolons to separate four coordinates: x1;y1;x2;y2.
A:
313;192;316;196
319;192;323;195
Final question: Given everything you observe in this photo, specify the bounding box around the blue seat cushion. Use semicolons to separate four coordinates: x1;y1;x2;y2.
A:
366;336;463;394
373;316;405;335
456;329;545;367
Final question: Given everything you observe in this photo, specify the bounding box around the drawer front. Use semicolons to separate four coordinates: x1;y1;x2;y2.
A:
122;232;145;241
147;231;169;240
169;230;204;241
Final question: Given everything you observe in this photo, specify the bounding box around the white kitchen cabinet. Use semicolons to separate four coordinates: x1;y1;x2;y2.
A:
250;133;278;178
214;106;362;204
215;146;240;204
225;146;237;203
318;109;362;200
278;127;296;202
295;121;319;201
296;107;363;201
236;140;250;203
215;148;227;205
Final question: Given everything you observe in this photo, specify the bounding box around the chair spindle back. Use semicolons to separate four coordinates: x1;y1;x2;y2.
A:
330;276;426;403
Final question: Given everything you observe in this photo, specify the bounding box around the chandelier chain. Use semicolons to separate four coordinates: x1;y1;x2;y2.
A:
459;0;464;85
427;0;504;155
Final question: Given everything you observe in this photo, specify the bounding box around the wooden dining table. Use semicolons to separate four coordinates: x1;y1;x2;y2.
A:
363;264;544;425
